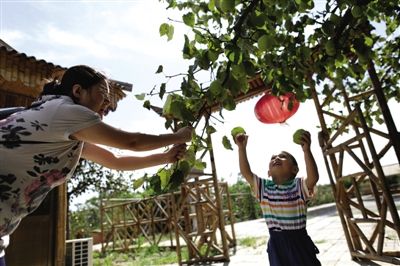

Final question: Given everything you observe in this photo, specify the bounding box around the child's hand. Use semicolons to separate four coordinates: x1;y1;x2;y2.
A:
234;133;248;148
299;130;311;152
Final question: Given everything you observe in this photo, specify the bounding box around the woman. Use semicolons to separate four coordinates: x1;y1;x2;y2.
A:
0;65;192;264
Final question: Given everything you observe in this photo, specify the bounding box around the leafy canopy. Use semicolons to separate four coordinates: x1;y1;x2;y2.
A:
132;0;400;193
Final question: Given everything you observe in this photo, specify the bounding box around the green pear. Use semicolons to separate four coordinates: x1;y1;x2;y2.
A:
293;129;305;144
231;126;246;140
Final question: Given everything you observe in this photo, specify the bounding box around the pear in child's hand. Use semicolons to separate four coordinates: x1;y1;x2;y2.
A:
231;126;246;141
293;129;306;145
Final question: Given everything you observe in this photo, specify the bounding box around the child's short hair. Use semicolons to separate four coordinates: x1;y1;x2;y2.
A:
281;151;298;167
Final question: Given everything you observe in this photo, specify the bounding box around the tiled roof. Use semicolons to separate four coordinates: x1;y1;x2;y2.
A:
0;39;64;70
0;39;133;111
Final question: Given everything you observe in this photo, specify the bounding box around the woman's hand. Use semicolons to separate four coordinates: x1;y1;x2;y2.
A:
166;144;187;163
175;126;193;143
235;133;248;149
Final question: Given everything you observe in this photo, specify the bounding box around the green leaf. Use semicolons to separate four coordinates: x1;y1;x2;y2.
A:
183;35;196;59
194;30;206;44
169;101;183;120
325;39;336;56
163;98;195;121
231;64;246;79
364;36;373;47
143;100;151;110
209;80;223;96
155;65;163;74
329;14;340;24
208;0;215;11
285;19;294;31
185;152;196;167
194;160;206;170
135;93;145;100
207;50;220;62
243;60;256;76
220;0;235;13
149;174;161;194
182;12;195;28
178;160;191;177
222;135;233;150
206;125;217;135
159;23;169;37
167;170;184;191
158;169;171;189
351;5;362;18
167;25;174;41
159;83;166;99
159;23;174;41
162;94;173;117
222;95;236;111
178;104;196;122
226;47;243;64
257;35;275;52
197;50;211;70
321;21;335;36
249;12;267;28
133;177;145;190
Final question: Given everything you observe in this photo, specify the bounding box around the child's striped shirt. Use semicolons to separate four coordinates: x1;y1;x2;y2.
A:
253;175;315;231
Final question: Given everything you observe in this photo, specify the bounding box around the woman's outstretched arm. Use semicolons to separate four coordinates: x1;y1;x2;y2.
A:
72;122;192;151
81;142;187;170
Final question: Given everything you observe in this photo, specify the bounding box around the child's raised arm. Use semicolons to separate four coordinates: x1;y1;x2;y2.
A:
235;134;255;188
299;131;319;191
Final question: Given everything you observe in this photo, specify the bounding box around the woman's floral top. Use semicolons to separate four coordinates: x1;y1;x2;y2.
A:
0;95;101;237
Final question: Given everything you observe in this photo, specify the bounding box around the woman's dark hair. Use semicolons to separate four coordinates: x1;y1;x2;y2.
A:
41;65;107;101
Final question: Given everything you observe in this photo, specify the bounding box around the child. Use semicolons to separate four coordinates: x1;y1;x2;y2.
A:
235;131;321;266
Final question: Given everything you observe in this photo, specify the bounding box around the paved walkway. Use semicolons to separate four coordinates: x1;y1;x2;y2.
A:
205;196;400;266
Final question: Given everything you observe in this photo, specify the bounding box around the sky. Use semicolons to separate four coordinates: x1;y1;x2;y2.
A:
1;0;399;198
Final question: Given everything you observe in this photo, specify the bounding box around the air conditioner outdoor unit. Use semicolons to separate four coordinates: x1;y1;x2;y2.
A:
66;238;93;266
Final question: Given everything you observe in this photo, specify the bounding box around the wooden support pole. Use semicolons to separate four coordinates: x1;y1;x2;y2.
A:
367;61;400;163
309;79;362;253
55;185;67;266
355;104;400;239
224;183;237;246
206;132;229;261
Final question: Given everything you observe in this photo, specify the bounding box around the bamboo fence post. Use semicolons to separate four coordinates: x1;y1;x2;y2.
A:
206;132;229;260
310;80;361;252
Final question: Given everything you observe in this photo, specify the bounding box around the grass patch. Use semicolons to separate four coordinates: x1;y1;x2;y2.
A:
94;236;268;265
93;251;134;266
238;236;266;249
93;242;231;265
93;245;184;266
